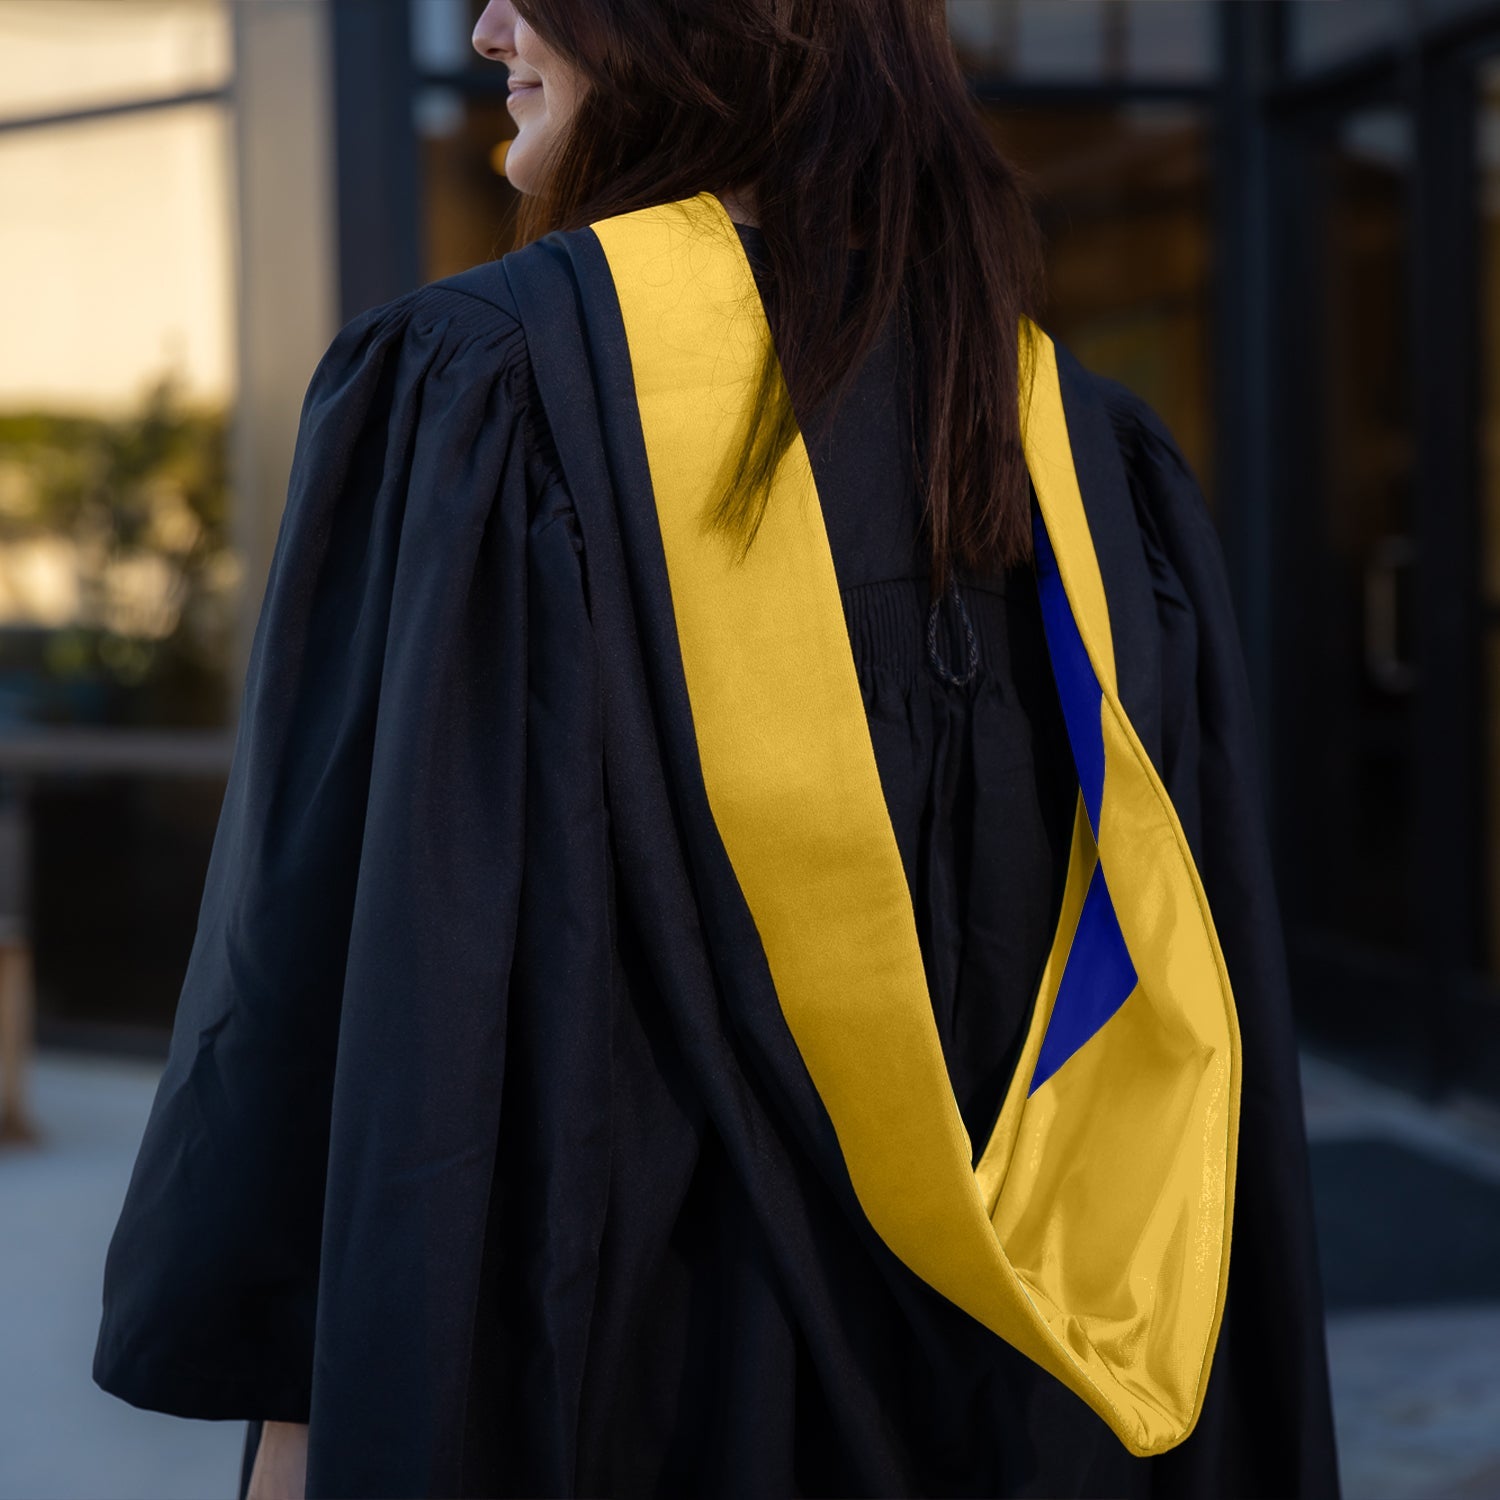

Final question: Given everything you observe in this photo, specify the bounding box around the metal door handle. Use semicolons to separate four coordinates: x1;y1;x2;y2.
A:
1364;534;1416;694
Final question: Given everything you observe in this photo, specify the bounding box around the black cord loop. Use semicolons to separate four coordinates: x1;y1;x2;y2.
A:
925;575;979;687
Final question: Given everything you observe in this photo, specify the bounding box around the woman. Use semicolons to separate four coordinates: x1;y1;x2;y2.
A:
94;2;1340;1497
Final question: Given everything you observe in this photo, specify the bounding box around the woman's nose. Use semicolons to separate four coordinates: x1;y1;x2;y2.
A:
472;0;516;62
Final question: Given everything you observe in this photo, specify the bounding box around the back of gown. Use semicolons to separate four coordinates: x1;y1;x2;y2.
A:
95;216;1340;1500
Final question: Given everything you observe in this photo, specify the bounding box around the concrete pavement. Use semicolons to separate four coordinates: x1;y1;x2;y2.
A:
0;1054;242;1500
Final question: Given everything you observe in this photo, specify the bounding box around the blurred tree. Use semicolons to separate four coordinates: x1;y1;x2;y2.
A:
0;375;237;729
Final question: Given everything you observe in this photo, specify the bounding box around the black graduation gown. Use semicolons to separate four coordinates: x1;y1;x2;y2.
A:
93;219;1340;1499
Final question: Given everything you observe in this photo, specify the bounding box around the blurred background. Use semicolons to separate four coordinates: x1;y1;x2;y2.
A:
1;0;1498;1495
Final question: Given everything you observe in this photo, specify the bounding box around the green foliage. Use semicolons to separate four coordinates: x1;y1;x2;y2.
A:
0;373;237;728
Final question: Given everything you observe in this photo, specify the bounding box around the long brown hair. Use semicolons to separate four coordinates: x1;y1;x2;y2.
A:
510;0;1045;593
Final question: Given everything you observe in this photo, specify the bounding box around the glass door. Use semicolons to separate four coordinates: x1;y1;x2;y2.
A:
1274;97;1433;1083
1467;53;1500;1085
1278;46;1500;1100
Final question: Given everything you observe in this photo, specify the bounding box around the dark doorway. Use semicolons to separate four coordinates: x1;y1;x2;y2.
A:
1273;33;1500;1102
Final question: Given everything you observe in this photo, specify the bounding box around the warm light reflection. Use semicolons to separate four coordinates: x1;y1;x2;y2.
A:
0;0;230;124
0;0;238;728
985;104;1213;498
0;536;80;626
0;104;235;413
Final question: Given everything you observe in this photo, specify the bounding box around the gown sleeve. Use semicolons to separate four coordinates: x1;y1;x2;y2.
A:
1096;376;1343;1497
91;282;584;1434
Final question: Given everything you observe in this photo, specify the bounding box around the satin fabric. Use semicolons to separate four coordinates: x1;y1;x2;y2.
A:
588;194;1236;1451
95;216;1339;1498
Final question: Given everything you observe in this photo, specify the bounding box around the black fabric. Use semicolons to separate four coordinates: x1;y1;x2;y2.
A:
96;221;1340;1500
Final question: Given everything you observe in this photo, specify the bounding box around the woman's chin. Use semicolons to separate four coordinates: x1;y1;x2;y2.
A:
503;139;541;196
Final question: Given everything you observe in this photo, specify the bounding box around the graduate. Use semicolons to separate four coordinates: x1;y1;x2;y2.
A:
93;2;1341;1496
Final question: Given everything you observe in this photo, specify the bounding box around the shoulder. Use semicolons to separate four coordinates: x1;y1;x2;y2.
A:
1085;372;1207;502
309;267;526;398
318;233;578;375
1077;368;1223;569
1071;366;1251;753
300;257;565;496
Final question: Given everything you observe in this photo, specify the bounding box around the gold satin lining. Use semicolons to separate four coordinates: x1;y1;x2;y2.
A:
589;191;1240;1455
